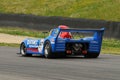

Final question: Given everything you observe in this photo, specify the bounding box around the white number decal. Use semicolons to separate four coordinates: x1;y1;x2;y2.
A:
38;39;44;52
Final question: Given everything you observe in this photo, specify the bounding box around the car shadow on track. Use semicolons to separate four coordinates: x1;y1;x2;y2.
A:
16;53;100;60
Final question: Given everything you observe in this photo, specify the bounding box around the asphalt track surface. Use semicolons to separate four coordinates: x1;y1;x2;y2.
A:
0;46;120;80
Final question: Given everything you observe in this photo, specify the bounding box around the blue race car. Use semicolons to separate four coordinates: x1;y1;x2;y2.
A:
20;25;105;58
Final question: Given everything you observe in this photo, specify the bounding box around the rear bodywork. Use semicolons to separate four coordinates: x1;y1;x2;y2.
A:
20;27;105;57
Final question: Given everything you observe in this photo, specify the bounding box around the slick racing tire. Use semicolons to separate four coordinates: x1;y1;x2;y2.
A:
20;43;31;57
44;41;53;58
84;53;100;58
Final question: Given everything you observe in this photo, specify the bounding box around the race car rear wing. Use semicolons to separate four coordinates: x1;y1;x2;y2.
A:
57;28;105;41
59;28;105;32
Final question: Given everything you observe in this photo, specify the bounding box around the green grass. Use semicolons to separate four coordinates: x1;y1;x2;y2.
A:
0;27;49;38
0;0;120;21
102;39;120;54
0;43;19;47
0;27;120;54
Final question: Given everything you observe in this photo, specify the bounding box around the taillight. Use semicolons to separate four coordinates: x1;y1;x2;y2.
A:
82;50;87;54
66;50;72;54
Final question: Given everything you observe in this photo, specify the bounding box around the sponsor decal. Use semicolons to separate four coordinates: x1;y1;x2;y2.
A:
91;41;98;43
29;45;38;48
27;40;38;45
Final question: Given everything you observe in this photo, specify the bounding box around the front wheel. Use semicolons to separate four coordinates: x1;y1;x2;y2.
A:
84;53;100;58
20;43;31;56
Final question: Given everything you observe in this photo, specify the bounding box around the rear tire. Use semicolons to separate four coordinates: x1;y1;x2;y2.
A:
44;41;53;58
20;43;32;57
84;53;100;58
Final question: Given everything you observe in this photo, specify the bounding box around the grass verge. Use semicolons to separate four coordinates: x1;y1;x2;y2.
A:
102;39;120;55
0;43;19;47
0;27;49;38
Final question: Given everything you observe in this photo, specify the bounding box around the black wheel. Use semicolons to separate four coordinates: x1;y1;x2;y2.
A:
84;53;100;58
20;43;31;57
44;41;53;58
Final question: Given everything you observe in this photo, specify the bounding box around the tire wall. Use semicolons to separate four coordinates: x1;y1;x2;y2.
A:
0;13;120;39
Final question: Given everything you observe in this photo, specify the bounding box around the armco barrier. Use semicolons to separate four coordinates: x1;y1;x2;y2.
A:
0;13;120;39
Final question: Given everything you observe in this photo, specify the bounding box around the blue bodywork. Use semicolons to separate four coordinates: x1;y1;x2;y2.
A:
20;27;105;56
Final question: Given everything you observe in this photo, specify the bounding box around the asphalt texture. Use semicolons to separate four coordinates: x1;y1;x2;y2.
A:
0;46;120;80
